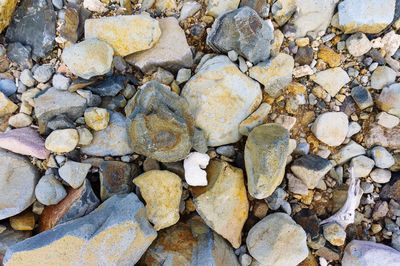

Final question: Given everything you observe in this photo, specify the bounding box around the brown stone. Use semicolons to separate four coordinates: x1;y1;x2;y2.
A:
299;253;318;266
9;212;35;231
317;45;342;67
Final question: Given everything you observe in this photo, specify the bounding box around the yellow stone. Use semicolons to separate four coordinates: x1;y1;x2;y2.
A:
0;92;18;117
317;45;341;67
155;0;176;12
45;129;79;153
10;212;35;231
84;107;110;131
133;170;182;231
0;0;18;33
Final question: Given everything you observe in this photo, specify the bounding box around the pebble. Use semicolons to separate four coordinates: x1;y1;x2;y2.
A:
347;121;362;138
179;0;202;21
317;45;342;67
8;113;33;127
19;69;35;87
77;127;93;146
271;0;296;26
9;212;35;231
287;173;309;195
83;0;107;13
351;86;374;110
58;161;91;189
35;174;67;206
0;92;17;117
323;222;346;246
33;64;53;83
377;83;400;118
370;168;392;184
311;68;350;97
84;107;110;131
381;30;400;57
346;33;371;57
6;42;32;69
0;79;17;96
377;112;400;129
311;112;349;146
274;114;297;131
371;66;397;90
45;129;79;153
206;0;240;18
291;154;332;189
332;140;366;164
295;47;314;65
239;102;271;136
371;146;395;169
99;161;134;201
52;74;70;90
350;155;375;178
176;68;191;84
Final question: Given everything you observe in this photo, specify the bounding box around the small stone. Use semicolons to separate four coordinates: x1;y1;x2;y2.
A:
291;154;332;189
239;103;271;136
346;33;371;57
317;45;341;67
228;50;238;61
77;127;92;146
350;155;375;178
0;92;18;117
295;47;314;66
347;121;361;138
84;107;110;131
6;42;32;69
87;75;126;97
35;174;67;206
0;79;17;96
371;66;397;90
151;68;174;85
10;212;35;231
176;68;191;84
332;140;366;164
311;112;349;146
311;68;350;97
83;0;107;13
274;114;297;131
377;112;400;129
372;201;389;220
271;0;296;26
287;173;309;195
351;86;373;110
382;30;400;57
19;69;35;87
58;161;91;189
52;74;70;90
179;1;202;21
8;113;33;128
323;222;346;246
377;83;400;118
133;170;182;230
371;146;395;169
206;0;240;18
33;65;54;83
99;161;135;201
370;168;391;184
183;152;210;186
45;129;79;153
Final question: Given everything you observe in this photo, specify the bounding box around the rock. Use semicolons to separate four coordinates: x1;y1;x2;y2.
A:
179;1;202;21
4;194;157;265
377;112;400;129
192;160;248;248
271;0;296;26
295;47;314;65
0;0;18;33
182;55;262;146
0;79;16;96
0;127;49;159
87;75;126;97
183;152;210;186
371;66;397;90
338;0;396;34
127;81;198;162
140;216;239;266
0;92;18;117
342;240;400;266
351;86;373;110
5;0;56;58
58;6;82;43
58;160;91;188
346;33;371;57
19;69;35;87
126;17;193;73
33;64;53;83
0;149;39;220
77;127;93;146
176;68;191;84
365;123;400;149
207;7;274;64
274;115;297;131
310;68;350;97
311;112;349;146
245;124;289;199
133;170;182;230
323;222;346;246
84;107;110;131
39;180;100;232
81;112;134;156
240;0;270;18
347;121;362;138
371;146;395;169
35;174;67;206
83;0;107;13
61;39;113;80
6;42;32;69
239;102;271;136
291;154;332;189
332;140;366;164
350;155;375;178
317;45;342;68
206;0;240;18
287;173;309;195
85;14;161;57
370;168;391;183
52;74;70;91
381;30;400;57
45;129;79;153
292;0;337;37
378;83;400;117
10;211;35;231
249;53;294;97
8;113;33;128
0;227;30;257
246;212;308;266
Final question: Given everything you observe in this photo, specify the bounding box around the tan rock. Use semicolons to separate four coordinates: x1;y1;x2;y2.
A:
0;92;18;117
206;0;240;18
85;14;161;56
84;107;110;131
318;45;341;67
133;170;182;230
45;129;79;153
192;160;249;248
8;113;33;128
239;102;271;136
310;67;350;97
0;0;18;33
9;211;35;231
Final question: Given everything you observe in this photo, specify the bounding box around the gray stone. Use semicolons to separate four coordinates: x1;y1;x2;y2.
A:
207;7;274;64
6;42;32;69
371;146;395;169
0;79;17;96
346;33;371;57
377;83;400;117
311;112;349;147
245;124;289;199
271;0;296;26
295;47;314;65
371;66;397;90
4;194;157;266
287;173;308;195
19;69;35;87
291;154;332;189
176;68;191;84
87;75;126;96
0;227;30;257
35;174;67;206
33;64;54;83
370;168;391;184
5;0;56;58
350;155;375;178
58;160;91;189
332;140;366;164
52;74;70;90
0;149;39;220
351;86;373;110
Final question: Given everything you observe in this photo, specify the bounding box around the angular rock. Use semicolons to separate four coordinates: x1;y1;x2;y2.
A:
182;55;262;146
240;0;270;18
45;129;79;153
206;0;240;17
249;53;294;97
287;173;308;195
377;83;400;117
323;222;346;246
0;92;17;117
245;124;289;199
351;86;374;110
371;66;397;90
0;127;49;159
365;123;400;149
59;6;79;43
59;160;91;188
85;14;161;56
81;112;134;156
346;33;371;57
126;17;193;73
332;140;366;164
291;154;332;189
0;149;39;220
133;170;182;231
0;0;18;33
0;227;30;257
295;46;314;65
310;68;350;97
271;0;296;26
377;112;399;129
239;102;271;136
312;112;349;147
192;160;248;248
6;42;33;69
207;7;274;64
35;174;67;206
317;45;342;68
5;0;56;58
87;75;126;97
4;194;157;265
246;212;308;266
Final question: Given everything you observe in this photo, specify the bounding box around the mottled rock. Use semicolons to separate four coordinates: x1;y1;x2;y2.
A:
179;1;201;21
245;124;289;199
351;86;374;110
291;154;332;189
377;83;400;117
59;160;91;188
318;45;342;67
52;74;70;91
346;33;371;57
0;227;30;257
8;113;33;128
33;64;53;83
287;173;308;195
371;66;397;90
45;129;79;153
240;0;270;18
295;46;314;65
332;140;366;164
10;211;35;231
311;68;350;97
323;222;346;246
239;103;271;136
35;174;67;206
271;0;296;26
365;123;400;149
207;7;274;64
84;107;110;131
312;112;349;146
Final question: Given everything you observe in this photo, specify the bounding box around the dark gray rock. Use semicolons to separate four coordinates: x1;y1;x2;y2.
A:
290;154;332;189
46;115;75;133
5;0;56;58
295;47;314;66
6;43;33;69
351;86;374;110
88;75;126;97
0;226;30;257
207;7;274;64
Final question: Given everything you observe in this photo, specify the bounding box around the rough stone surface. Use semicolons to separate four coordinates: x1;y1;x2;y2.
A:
371;146;395;169
59;160;91;189
45;129;79;153
291;154;332;189
312;112;349;147
377;83;400;117
351;86;373;110
245;124;289;199
4;194;157;266
346;33;371;57
365;123;400;149
84;107;110;131
239;103;271;136
323;222;346;246
0;227;30;257
35;174;67;206
6;42;32;69
350;155;375;178
332;140;366;164
271;0;296;26
377;112;400;129
0;0;18;33
0;92;17;117
310;68;350;97
371;66;397;90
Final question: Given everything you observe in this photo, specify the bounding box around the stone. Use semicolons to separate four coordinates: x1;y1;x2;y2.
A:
58;160;91;189
246;212;308;266
350;156;375;178
287;173;308;195
84;107;110;131
192;160;248;248
311;112;349;146
382;30;400;57
206;0;240;18
19;69;35;87
133;170;182;231
8;113;33;128
271;0;296;26
239;103;271;136
245;124;289;199
182;56;262;146
6;42;32;69
274;115;297;131
317;45;342;68
0;227;30;257
346;33;371;57
33;64;53;83
338;0;396;34
378;83;400;117
58;6;80;43
0;0;18;33
85;14;161;57
207;7;274;64
35;174;67;206
176;68;191;84
332;140;366;164
310;68;350;97
77;127;93;146
295;47;314;65
179;1;202;21
347;121;362;138
39;180;100;232
52;74;70;91
61;39;113;80
371;146;395;169
183;152;210;186
4;194;157;266
342;240;400;266
323;222;346;246
249;53;294;97
81;112;134;156
291;154;332;189
0;79;16;96
140;216;239;266
366;123;400;149
127;81;198;162
370;168;391;184
5;0;56;58
377;112;400;129
126;17;193;73
351;86;373;110
10;212;35;231
292;0;337;37
45;129;79;153
0;92;17;117
83;0;107;13
0;127;49;159
87;75;126;97
0;149;39;220
371;66;397;90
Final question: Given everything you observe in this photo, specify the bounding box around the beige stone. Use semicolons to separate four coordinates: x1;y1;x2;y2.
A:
45;129;79;153
8;113;33;128
239;103;271;136
10;211;35;231
310;67;350;97
84;107;110;131
0;92;18;117
206;0;240;18
0;0;18;33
